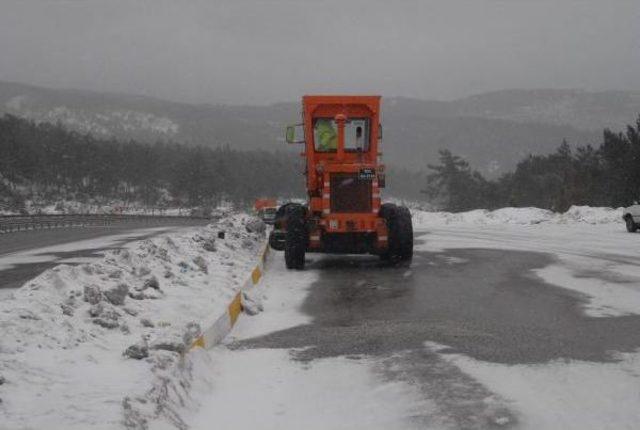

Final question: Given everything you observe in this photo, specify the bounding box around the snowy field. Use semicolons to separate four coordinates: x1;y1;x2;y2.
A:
0;213;266;430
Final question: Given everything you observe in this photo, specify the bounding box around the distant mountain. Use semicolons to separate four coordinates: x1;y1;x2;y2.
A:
451;89;640;131
1;81;638;176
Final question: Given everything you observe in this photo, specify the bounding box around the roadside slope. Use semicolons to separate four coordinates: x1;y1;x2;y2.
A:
0;212;265;430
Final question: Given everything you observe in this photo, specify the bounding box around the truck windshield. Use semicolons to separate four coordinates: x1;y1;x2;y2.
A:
314;119;337;152
313;118;370;153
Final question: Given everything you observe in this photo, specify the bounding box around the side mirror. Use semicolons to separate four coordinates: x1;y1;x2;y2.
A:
378;124;383;140
285;124;304;144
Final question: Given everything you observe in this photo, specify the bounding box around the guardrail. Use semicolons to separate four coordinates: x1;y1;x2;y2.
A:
0;214;211;234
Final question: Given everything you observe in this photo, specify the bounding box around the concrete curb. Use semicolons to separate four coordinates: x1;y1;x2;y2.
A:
190;243;270;350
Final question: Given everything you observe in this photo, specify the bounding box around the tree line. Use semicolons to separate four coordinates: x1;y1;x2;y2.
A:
424;116;640;212
0;114;304;209
3;113;638;213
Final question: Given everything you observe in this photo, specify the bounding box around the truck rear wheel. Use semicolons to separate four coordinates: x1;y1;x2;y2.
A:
380;203;413;262
284;205;307;269
625;215;638;233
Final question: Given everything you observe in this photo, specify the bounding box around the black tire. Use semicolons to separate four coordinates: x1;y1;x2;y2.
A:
379;203;396;261
284;205;307;269
380;203;413;262
625;215;638;233
269;230;285;251
273;203;293;230
396;206;414;260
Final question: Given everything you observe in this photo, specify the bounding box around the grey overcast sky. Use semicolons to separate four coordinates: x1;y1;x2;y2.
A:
0;0;638;105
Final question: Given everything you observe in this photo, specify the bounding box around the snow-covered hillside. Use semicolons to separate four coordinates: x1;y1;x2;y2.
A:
4;94;179;140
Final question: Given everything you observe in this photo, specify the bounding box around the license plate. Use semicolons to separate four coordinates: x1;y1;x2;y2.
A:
358;168;376;180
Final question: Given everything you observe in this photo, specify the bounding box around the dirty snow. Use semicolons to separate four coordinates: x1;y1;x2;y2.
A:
0;212;266;430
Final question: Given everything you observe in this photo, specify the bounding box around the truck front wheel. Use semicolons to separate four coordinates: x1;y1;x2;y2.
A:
380;203;413;262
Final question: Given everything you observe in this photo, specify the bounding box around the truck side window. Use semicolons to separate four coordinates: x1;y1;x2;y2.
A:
344;119;369;152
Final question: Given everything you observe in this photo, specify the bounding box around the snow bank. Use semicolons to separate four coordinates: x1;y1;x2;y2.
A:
558;205;624;225
412;205;623;228
0;212;266;430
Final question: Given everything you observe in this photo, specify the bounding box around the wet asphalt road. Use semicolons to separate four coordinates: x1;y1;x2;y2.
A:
230;236;640;428
238;244;640;364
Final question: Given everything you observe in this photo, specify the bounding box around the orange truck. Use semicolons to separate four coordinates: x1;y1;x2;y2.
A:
254;198;278;224
269;95;413;269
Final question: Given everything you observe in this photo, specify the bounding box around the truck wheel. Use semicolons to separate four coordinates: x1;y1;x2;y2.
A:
396;206;414;261
625;215;638;233
379;203;396;261
269;230;285;251
284;205;307;269
380;204;413;262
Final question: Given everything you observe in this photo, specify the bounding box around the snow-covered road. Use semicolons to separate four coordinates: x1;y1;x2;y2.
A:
191;218;640;430
3;206;640;430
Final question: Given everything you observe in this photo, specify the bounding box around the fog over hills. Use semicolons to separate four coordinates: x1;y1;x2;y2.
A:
2;80;638;176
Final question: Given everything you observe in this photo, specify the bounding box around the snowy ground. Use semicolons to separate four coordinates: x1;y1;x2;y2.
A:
408;206;640;429
0;212;266;430
190;258;434;430
412;206;639;318
190;206;640;430
3;205;640;430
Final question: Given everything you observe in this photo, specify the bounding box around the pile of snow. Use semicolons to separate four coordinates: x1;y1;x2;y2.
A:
412;205;623;228
557;205;624;225
0;212;266;430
